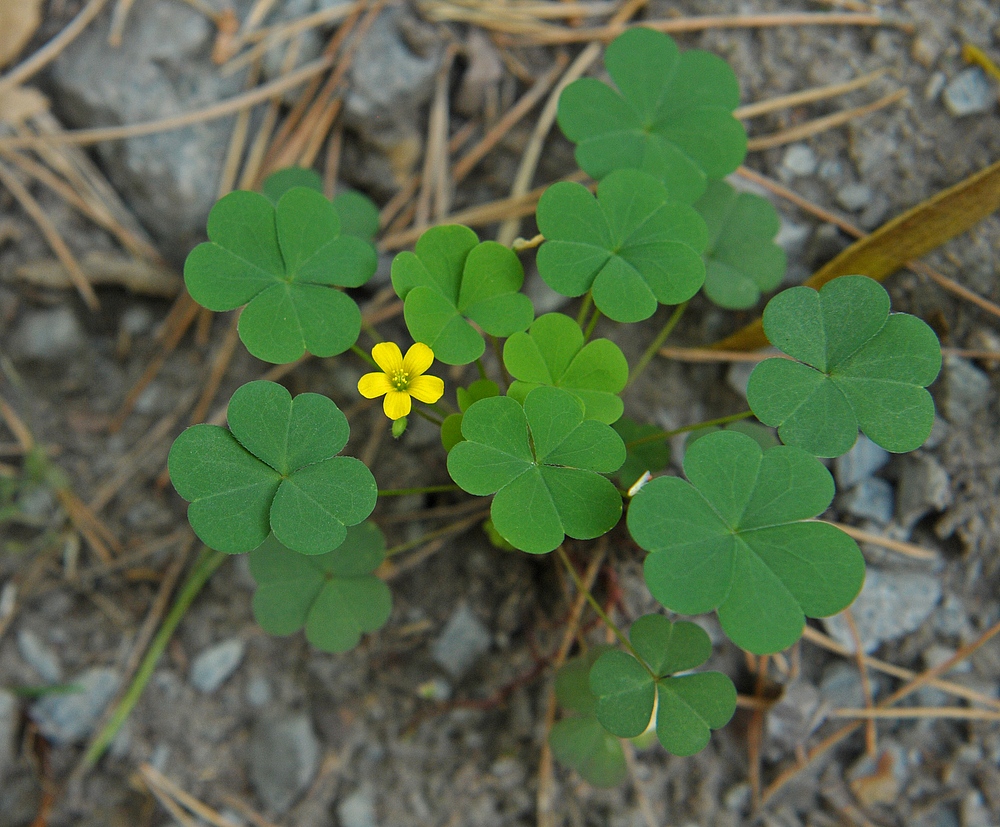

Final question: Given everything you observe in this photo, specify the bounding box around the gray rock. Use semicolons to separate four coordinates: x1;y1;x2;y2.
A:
49;1;249;252
431;603;492;679
249;713;320;814
942;68;995;117
822;567;940;653
837;477;894;524
189;638;245;694
835;183;873;212
834;434;889;489
337;785;378;827
9;306;85;363
0;690;17;780
30;667;119;745
896;453;952;530
775;218;811;260
941;356;992;425
16;629;62;684
960;791;992;827
817;159;842;181
924;71;947;103
819;661;882;710
765;682;824;759
245;676;272;708
723;782;751;812
780;144;817;177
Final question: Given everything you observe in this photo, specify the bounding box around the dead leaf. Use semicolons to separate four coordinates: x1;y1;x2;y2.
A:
0;0;44;69
0;84;48;125
13;251;182;298
712;158;1000;351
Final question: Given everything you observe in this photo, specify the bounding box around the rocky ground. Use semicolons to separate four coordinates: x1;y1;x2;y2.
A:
1;1;999;826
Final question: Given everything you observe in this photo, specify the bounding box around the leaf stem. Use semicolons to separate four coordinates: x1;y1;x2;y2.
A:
582;306;601;342
350;344;378;368
575;291;593;329
82;547;227;768
491;335;511;391
378;484;461;497
411;406;444;427
361;320;384;343
626;302;688;389
625;410;755;450
475;357;488;380
384;508;486;557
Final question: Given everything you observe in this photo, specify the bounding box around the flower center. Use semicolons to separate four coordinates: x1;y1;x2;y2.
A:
389;369;410;391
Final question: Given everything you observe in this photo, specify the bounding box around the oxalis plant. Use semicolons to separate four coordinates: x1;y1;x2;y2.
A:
167;28;942;785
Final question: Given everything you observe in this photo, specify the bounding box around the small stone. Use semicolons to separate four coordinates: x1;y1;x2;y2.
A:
765;682;824;758
249;713;320;814
781;144;818;177
910;36;939;68
245;676;272;708
338;786;378;827
17;629;62;684
922;644;970;673
942;68;995;117
120;305;155;336
723;782;751;812
837;477;894;524
726;360;756;399
836;183;873;212
822;567;940;653
775;218;811;261
819;661;881;709
30;667;119;745
960;791;992;827
834;435;890;489
895;453;952;530
941;356;992;425
189;638;245;693
817;159;842;181
9;307;85;363
431;603;492;679
925;71;947;102
0;690;17;779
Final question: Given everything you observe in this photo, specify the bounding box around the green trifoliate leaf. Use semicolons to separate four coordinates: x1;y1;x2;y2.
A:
612;417;670;489
627;430;865;654
184;187;375;363
557;28;747;202
391;225;534;365
589;615;736;755
168;381;377;555
746;276;942;457
447;386;625;553
441;379;500;452
685;419;778;452
536;170;707;323
248;522;391;653
503;313;628;424
261;168;380;243
695;179;786;309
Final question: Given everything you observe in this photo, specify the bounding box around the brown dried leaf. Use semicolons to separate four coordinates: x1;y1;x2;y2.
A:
0;0;44;68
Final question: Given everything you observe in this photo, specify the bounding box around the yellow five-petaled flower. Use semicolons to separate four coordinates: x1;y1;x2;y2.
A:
358;342;445;420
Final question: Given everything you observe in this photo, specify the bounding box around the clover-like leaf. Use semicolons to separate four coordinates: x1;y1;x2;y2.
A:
248;522;391;653
536;170;707;323
447;386;625;553
746;276;942;457
550;647;627;788
168;381;377;555
612;417;670;489
627;430;865;654
262;168;379;243
391;225;534;365
685;419;778;452
440;379;499;452
695;179;786;309
503;313;628;424
557;28;747;203
590;615;736;755
184;187;376;363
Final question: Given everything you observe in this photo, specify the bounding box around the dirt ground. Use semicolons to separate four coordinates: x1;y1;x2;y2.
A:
1;1;999;826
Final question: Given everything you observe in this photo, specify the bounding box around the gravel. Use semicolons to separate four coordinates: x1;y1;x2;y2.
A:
189;638;246;694
248;713;321;814
942;68;996;117
29;667;120;746
431;603;492;680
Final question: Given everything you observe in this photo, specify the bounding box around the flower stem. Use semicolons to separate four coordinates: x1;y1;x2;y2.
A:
626;302;688;390
624;410;755;450
411;406;444;426
575;291;593;329
475;358;488;380
583;306;602;342
361;320;384;343
379;484;461;497
351;344;378;368
491;335;511;391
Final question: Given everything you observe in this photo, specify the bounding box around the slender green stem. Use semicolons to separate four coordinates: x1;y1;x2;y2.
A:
82;548;227;768
491;335;511;391
385;508;488;557
575;291;593;329
378;484;461;497
411;406;444;426
555;547;656;679
625;410;755;450
626;302;688;389
583;306;601;342
475;358;488;380
351;344;378;369
361;320;384;343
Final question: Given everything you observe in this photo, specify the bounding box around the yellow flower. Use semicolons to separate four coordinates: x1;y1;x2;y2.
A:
357;342;444;420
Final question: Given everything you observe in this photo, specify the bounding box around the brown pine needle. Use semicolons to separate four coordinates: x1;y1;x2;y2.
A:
828;522;938;561
843;608;877;756
735;68;887;119
746;88;907;151
831;707;1000;720
140;764;242;827
188;313;242;426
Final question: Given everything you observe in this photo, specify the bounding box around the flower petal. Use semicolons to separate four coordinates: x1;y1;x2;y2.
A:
383;390;412;420
358;372;392;399
407;374;444;404
372;342;403;374
402;342;434;377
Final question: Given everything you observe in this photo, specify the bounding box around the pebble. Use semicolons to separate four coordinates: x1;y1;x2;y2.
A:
245;675;272;708
775;218;811;262
817;159;842;181
960;791;992;827
834;435;889;489
0;690;17;779
764;682;824;759
249;713;320;814
941;356;992;425
835;183;873;212
189;638;246;694
925;71;947;102
723;782;751;812
16;629;62;684
837;477;895;524
780;144;818;177
9;306;85;363
819;661;881;709
942;68;995;117
30;667;120;745
822;567;940;653
895;453;952;530
337;786;378;827
431;603;492;679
